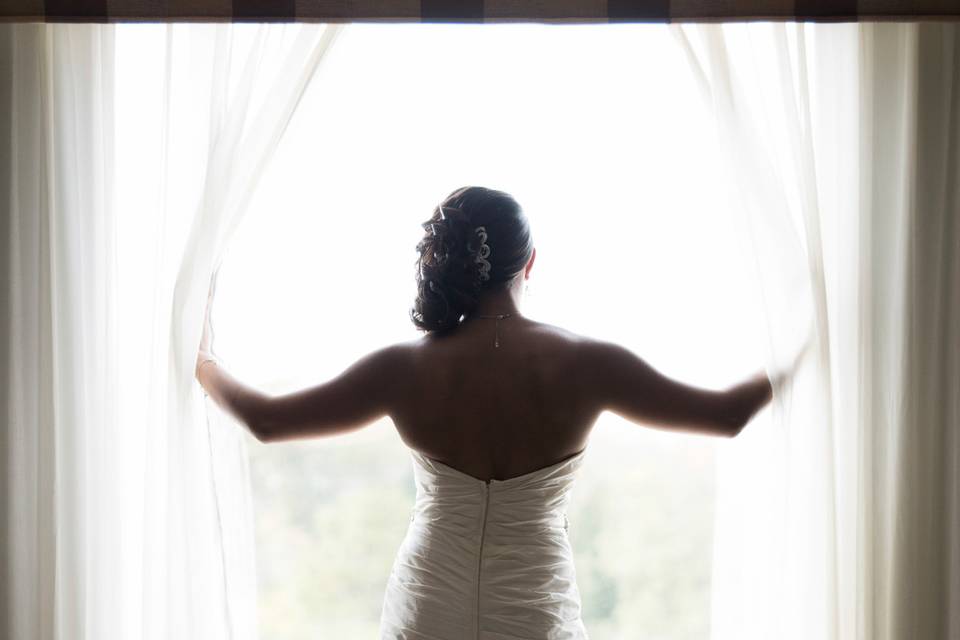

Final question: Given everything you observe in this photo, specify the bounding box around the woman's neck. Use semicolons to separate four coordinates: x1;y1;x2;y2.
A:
468;284;523;318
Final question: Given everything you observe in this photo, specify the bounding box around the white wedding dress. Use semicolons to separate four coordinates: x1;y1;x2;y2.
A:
379;446;590;639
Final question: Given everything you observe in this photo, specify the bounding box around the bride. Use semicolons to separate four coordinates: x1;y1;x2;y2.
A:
195;185;802;639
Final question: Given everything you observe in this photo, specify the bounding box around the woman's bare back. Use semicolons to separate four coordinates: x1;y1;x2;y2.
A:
389;316;597;482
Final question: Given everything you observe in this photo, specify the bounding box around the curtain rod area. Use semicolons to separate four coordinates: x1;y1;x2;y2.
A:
2;1;959;24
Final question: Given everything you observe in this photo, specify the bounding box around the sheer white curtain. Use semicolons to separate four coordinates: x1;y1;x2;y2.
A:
1;23;118;640
2;21;344;640
674;21;960;640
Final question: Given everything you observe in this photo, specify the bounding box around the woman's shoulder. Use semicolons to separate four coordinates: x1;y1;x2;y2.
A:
518;322;641;380
521;319;610;354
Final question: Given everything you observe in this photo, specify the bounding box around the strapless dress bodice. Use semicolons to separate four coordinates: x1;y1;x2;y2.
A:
379;447;590;639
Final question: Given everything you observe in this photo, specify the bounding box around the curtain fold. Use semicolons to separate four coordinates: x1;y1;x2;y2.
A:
154;21;345;640
2;21;344;640
0;23;119;640
673;20;960;640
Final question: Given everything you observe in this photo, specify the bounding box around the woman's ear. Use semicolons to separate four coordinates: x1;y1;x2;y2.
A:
524;247;536;279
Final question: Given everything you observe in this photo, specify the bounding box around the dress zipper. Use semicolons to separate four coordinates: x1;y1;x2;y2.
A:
475;479;491;639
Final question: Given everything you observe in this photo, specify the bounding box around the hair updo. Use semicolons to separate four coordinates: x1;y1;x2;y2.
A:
411;186;534;333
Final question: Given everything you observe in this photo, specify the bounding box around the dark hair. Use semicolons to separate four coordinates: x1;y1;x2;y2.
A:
411;186;534;333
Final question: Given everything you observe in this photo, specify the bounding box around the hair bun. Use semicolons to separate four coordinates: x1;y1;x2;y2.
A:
411;186;533;333
411;204;483;332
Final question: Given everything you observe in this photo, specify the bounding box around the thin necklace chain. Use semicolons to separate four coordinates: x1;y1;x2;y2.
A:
474;312;515;348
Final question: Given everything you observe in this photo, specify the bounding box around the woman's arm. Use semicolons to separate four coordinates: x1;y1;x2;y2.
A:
197;345;406;443
196;359;273;439
194;272;406;442
580;339;775;438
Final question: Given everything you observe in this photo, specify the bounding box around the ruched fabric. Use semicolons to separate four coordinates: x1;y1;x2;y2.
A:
379;447;590;639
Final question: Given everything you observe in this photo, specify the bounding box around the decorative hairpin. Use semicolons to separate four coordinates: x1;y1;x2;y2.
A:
475;226;491;281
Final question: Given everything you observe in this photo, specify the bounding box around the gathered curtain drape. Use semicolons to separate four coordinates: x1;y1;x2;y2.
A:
673;20;960;640
2;21;343;640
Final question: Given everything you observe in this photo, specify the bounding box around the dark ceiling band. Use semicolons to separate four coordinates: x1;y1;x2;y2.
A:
607;0;672;22
0;0;957;22
233;0;298;22
794;0;861;22
422;0;485;23
42;0;109;23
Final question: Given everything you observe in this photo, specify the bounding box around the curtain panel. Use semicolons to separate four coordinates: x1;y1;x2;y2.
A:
2;1;960;24
674;21;960;640
0;23;118;640
1;21;344;640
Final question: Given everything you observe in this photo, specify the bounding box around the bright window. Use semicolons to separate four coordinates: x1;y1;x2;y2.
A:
201;23;764;639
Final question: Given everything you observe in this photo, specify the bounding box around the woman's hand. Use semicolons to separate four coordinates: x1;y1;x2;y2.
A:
195;268;220;381
767;327;815;397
